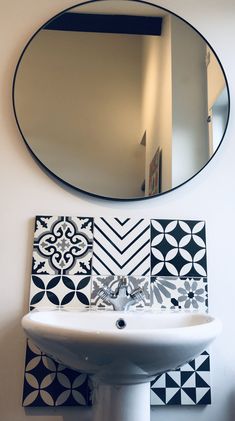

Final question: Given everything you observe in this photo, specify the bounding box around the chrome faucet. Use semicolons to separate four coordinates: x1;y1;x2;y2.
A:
97;276;145;311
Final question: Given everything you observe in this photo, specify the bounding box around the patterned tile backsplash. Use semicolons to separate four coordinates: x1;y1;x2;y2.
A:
23;216;210;407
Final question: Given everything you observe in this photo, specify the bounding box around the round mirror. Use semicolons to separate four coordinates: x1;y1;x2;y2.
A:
13;0;230;200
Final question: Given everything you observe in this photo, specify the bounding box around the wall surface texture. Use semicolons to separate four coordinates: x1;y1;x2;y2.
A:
0;1;235;421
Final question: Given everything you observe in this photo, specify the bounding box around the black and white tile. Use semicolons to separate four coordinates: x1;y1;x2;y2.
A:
151;351;211;405
32;216;94;275
150;220;207;277
29;275;91;310
92;217;150;276
23;340;90;407
23;216;211;408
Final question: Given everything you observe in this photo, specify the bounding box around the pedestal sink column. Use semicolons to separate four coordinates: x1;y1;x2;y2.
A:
92;382;150;421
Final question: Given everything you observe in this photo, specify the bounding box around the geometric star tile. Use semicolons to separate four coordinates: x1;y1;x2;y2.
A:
150;219;207;277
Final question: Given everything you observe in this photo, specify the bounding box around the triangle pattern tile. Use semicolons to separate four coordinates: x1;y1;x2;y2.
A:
151;388;166;405
181;388;196;404
181;372;196;388
188;359;196;370
166;388;181;404
196;388;211;404
183;387;197;403
150;352;211;406
166;389;181;405
166;372;181;387
181;362;195;372
151;374;166;388
196;355;210;371
196;371;210;386
196;373;210;388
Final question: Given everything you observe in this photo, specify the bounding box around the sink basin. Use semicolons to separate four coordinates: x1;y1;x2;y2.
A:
22;309;221;383
22;309;221;421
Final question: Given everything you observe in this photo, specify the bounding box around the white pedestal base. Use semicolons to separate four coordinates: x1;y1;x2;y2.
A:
92;382;150;421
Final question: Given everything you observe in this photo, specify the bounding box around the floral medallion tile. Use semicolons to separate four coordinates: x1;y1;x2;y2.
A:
91;275;150;309
150;277;208;311
32;216;94;275
29;275;91;310
150;220;207;277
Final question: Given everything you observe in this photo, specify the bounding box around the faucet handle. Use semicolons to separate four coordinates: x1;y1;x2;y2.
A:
130;287;144;303
97;286;114;301
118;276;129;287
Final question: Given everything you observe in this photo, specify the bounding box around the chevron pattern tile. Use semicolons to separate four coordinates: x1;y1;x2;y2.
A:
23;216;211;407
92;217;150;276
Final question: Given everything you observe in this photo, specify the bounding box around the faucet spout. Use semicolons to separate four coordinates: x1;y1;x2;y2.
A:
97;277;144;311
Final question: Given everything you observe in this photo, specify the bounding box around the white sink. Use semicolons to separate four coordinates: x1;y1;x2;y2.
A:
22;309;221;421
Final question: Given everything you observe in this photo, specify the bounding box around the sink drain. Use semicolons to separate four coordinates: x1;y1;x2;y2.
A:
116;318;126;329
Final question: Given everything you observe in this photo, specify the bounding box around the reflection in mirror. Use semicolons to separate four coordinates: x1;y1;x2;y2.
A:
13;0;229;199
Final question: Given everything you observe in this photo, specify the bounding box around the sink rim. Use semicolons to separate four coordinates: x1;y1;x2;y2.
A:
22;308;222;341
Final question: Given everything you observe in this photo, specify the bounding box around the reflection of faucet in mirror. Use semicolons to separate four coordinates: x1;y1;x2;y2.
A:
97;276;144;311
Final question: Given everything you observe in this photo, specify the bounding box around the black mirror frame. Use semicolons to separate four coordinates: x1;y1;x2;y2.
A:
12;0;230;201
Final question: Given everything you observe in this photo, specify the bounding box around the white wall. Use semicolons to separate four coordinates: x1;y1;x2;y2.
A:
0;1;235;421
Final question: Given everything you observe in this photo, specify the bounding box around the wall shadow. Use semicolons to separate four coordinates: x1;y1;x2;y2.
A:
25;407;92;421
227;391;235;421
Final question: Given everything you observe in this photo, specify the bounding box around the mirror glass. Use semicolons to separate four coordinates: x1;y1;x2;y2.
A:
13;0;229;199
